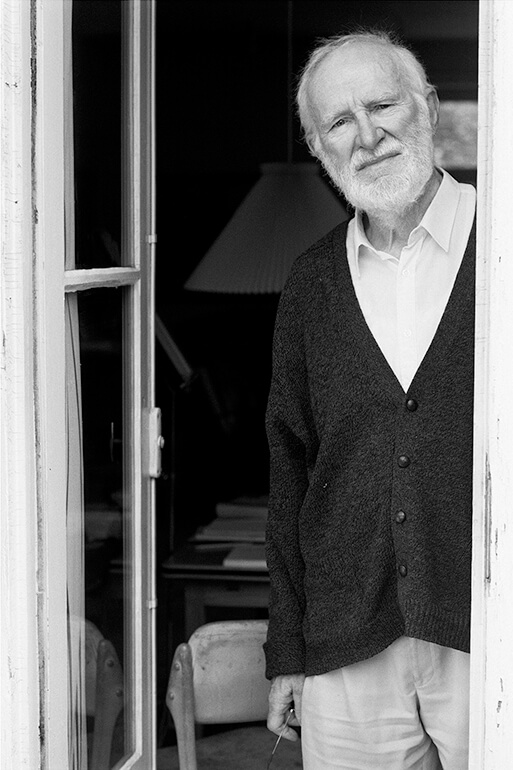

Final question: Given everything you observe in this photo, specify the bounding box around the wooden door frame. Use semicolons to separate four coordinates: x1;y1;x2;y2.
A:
0;0;157;767
469;1;513;766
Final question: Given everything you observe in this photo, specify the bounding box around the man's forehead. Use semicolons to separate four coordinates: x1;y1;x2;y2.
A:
310;42;404;102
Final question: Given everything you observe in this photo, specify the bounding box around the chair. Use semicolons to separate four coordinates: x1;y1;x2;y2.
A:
85;621;124;770
91;638;124;769
158;619;303;770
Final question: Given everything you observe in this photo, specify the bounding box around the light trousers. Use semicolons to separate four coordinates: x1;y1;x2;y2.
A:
301;637;470;770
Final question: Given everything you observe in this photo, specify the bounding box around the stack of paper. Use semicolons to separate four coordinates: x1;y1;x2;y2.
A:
193;516;265;543
191;495;268;544
215;495;268;520
222;543;267;569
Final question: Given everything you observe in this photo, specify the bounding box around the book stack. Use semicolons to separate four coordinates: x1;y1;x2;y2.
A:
191;495;268;569
215;495;268;520
222;543;267;569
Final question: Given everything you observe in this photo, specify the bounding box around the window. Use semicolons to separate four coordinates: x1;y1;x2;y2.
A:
65;2;157;767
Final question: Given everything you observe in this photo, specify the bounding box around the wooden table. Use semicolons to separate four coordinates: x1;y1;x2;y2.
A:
161;543;270;649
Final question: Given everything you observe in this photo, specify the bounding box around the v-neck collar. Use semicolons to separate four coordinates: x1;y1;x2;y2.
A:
328;217;476;400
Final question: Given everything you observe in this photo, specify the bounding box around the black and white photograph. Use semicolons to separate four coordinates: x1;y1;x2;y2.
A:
3;2;512;769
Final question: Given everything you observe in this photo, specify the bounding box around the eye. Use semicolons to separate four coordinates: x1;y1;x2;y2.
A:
373;103;393;111
330;115;351;131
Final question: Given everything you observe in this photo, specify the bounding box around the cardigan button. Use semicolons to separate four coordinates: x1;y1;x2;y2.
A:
398;564;408;577
397;455;411;468
396;510;406;523
406;398;418;411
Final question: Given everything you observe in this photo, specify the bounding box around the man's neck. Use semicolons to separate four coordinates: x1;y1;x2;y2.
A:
362;169;442;258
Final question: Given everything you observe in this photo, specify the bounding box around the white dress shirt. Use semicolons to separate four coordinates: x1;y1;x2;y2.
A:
347;169;476;391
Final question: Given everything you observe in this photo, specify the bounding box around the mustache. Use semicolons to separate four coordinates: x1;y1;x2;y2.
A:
351;140;405;172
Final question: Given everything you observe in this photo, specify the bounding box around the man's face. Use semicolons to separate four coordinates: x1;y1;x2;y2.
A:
306;42;437;215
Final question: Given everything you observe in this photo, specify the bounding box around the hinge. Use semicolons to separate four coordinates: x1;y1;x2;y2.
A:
146;407;165;478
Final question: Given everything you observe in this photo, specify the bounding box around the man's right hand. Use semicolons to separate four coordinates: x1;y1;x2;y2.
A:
267;673;305;741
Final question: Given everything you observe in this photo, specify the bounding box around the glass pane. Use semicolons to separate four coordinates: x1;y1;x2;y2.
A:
66;287;134;769
72;1;123;269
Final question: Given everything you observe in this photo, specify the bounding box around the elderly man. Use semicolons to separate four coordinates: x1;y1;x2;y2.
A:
264;30;475;770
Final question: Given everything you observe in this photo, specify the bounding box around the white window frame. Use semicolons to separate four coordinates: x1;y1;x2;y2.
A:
469;1;513;766
1;1;68;767
0;0;156;767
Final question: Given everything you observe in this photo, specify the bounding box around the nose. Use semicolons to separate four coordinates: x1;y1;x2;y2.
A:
355;111;384;150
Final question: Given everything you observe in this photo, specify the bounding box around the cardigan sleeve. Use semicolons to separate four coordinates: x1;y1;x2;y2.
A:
263;264;318;679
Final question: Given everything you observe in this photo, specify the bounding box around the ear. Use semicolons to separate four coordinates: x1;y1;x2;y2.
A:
304;124;322;159
309;137;322;158
426;88;440;133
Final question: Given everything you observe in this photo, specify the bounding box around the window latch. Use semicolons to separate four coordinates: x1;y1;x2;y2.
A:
146;407;164;479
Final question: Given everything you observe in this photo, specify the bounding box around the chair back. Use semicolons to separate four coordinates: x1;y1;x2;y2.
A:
166;619;271;769
168;619;270;725
90;638;124;770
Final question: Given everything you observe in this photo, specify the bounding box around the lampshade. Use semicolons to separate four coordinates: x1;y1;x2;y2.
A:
184;162;348;294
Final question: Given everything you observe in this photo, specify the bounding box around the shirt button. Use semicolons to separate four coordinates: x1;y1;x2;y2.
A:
396;510;406;523
398;564;408;577
406;398;418;412
397;455;411;468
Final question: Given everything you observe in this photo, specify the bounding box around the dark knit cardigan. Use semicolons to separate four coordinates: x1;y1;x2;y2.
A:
264;217;476;680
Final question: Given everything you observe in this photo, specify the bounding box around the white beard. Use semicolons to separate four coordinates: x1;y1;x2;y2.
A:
318;106;435;226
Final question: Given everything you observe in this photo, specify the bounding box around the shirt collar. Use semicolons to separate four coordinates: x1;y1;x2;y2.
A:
419;169;459;252
352;169;460;276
